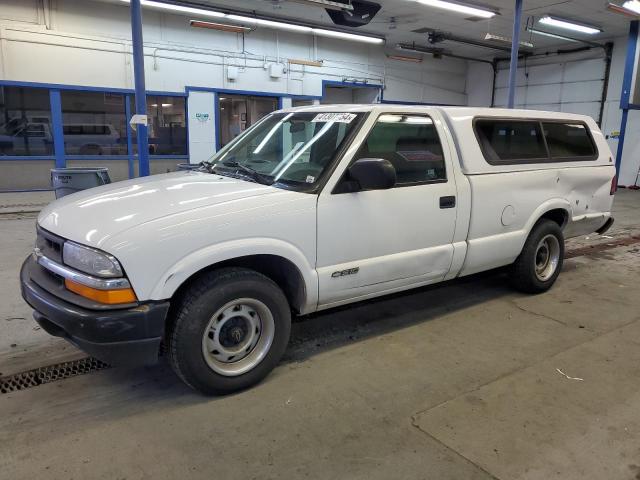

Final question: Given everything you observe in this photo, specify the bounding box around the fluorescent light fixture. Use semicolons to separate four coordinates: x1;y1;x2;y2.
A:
484;33;533;48
289;0;354;11
622;1;640;14
227;14;312;33
526;27;578;43
190;19;252;33
119;0;224;18
538;16;602;35
312;28;384;44
386;54;423;63
119;0;385;45
414;0;496;18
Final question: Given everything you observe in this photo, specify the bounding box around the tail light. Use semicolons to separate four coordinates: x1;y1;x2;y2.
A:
610;175;617;195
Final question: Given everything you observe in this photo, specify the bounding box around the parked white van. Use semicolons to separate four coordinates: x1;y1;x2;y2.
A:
21;105;616;394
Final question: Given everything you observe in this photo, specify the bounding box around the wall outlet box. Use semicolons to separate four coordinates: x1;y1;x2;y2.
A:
269;63;285;79
227;66;239;81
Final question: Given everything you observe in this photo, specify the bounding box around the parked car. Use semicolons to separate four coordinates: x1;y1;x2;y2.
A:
0;119;52;155
21;105;616;395
63;123;121;155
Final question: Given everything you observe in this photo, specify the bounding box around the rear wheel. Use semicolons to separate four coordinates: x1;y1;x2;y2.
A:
168;268;291;395
510;220;564;293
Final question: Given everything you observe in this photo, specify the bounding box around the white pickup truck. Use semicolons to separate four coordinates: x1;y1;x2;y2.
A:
21;105;616;395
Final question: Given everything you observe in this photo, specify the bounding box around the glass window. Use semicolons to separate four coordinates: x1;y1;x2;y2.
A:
209;112;362;190
354;114;446;186
475;120;547;163
0;86;53;156
146;96;186;155
292;99;314;108
61;91;127;155
218;94;279;148
543;122;596;159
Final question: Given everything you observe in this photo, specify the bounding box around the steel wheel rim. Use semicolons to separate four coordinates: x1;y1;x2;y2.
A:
534;234;560;281
201;298;275;377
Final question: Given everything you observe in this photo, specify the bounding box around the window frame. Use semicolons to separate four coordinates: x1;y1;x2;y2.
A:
333;112;448;194
472;116;599;166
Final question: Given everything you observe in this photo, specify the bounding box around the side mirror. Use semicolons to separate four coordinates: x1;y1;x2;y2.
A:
341;158;396;193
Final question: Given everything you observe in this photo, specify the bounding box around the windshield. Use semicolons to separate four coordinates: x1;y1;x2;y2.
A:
207;112;364;191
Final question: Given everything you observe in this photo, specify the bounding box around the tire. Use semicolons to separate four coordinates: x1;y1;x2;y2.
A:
509;219;564;294
168;268;291;395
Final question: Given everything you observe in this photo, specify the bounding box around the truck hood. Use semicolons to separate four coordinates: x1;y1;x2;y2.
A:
38;171;282;248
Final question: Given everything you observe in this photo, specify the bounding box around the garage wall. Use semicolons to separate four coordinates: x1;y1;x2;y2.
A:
492;50;608;120
0;0;468;104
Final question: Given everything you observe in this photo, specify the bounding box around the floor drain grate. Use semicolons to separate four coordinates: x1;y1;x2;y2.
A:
0;357;110;394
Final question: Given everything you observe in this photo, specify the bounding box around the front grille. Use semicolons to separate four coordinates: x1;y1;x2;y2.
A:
36;226;64;264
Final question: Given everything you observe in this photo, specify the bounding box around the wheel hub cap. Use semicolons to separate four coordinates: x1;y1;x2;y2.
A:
201;298;275;377
534;234;560;281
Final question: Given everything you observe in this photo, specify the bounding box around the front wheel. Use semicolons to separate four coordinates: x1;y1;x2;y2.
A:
168;268;291;395
509;220;564;294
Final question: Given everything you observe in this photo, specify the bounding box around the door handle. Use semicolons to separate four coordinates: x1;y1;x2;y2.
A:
439;196;456;209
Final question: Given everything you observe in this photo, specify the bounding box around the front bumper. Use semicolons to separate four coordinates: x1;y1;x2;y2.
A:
20;256;170;366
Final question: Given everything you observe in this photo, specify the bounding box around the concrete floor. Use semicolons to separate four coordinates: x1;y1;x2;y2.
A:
0;190;638;480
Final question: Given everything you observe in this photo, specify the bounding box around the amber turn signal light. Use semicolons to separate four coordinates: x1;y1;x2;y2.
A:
64;279;137;304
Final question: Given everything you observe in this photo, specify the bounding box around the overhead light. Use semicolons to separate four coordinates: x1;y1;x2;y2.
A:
190;20;251;33
413;0;497;19
119;0;225;18
526;27;578;43
289;0;354;11
312;28;384;44
227;14;313;33
538;16;602;35
484;33;533;49
288;58;324;67
119;0;384;45
620;1;640;14
386;54;423;63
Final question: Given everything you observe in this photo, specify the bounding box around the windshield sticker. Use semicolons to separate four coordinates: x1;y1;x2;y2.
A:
311;113;357;124
306;175;315;183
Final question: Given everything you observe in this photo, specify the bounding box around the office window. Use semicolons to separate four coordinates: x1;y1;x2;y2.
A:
0;86;53;156
61;91;127;155
145;96;187;155
218;94;278;148
474;120;548;164
355;114;446;186
543;122;597;159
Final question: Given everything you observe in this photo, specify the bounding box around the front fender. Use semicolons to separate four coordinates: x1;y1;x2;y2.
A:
148;238;319;313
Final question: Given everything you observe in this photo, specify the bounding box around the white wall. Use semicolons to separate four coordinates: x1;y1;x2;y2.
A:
465;62;494;107
0;0;469;103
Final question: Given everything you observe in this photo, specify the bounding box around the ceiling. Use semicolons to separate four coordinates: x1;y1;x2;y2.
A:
189;0;633;57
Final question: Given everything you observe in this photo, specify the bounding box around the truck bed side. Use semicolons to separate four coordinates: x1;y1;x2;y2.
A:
439;108;616;277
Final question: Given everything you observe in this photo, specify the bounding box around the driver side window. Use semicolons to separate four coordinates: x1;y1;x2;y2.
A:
354;114;446;187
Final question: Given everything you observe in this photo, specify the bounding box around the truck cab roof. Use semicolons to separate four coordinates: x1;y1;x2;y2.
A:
280;104;593;123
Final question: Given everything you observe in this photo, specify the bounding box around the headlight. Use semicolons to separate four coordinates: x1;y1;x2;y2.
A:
63;242;124;278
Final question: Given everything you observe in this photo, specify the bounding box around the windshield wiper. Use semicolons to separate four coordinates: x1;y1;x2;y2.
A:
214;161;273;185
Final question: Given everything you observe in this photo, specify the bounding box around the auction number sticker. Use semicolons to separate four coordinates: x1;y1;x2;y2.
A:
311;113;357;123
